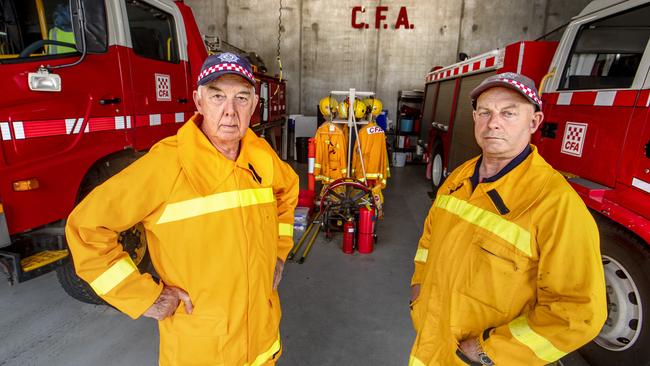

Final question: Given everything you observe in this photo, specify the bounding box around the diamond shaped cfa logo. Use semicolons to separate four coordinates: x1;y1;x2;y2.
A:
155;74;171;102
560;122;588;157
218;53;239;63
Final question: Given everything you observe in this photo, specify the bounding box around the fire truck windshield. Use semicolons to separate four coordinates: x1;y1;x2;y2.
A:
560;3;650;90
0;0;80;60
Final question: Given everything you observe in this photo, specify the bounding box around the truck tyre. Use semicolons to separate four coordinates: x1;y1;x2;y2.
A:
429;141;444;196
579;219;650;366
58;154;151;305
57;223;151;305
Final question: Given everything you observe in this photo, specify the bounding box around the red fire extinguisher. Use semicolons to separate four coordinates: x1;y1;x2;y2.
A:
342;219;355;254
357;207;375;254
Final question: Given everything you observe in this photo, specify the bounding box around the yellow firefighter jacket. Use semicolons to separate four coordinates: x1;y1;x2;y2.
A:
352;122;389;188
65;114;298;366
409;146;606;366
314;122;348;183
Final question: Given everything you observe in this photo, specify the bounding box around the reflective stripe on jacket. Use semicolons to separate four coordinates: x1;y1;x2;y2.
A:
66;114;298;365
410;145;606;365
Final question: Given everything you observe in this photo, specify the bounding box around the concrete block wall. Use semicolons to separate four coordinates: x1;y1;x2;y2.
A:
184;0;590;120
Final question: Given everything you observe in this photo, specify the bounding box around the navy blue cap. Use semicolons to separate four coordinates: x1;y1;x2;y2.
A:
197;52;255;86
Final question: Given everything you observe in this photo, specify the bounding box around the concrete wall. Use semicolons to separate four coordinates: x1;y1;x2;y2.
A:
183;0;591;118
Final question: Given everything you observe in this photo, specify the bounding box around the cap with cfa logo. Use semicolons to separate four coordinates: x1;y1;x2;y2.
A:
196;52;255;86
470;72;542;111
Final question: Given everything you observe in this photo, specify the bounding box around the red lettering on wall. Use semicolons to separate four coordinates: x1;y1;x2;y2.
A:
351;6;415;30
351;6;366;29
395;6;413;29
375;6;388;29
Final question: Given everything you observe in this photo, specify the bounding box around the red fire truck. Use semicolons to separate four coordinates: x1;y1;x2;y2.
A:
421;0;649;364
0;0;286;303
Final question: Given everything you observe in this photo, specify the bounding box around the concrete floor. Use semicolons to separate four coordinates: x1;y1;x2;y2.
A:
0;164;590;365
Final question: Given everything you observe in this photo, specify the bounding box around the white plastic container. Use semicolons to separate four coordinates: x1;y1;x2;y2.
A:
294;207;310;224
393;152;407;167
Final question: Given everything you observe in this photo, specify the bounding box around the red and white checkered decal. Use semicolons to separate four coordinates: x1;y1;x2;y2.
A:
561;122;588;157
0;112;187;141
543;89;648;107
425;49;503;82
156;74;171;101
500;78;542;108
197;63;254;84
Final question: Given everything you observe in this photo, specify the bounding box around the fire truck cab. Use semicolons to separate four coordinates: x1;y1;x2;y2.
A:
421;0;650;364
0;0;286;304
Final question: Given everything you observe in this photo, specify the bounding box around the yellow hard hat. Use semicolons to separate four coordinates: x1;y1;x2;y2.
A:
364;98;383;116
353;99;367;119
337;100;349;119
319;96;338;117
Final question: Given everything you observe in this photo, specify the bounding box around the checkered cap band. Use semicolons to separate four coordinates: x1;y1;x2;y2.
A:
499;78;542;108
197;62;254;85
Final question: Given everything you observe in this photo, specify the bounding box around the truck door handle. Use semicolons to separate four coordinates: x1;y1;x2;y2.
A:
177;98;188;104
541;122;557;138
99;97;121;105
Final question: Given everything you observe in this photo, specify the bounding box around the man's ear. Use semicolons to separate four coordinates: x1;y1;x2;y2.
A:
193;89;203;114
530;111;544;134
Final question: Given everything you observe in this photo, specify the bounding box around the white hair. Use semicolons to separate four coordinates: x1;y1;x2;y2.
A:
196;77;255;99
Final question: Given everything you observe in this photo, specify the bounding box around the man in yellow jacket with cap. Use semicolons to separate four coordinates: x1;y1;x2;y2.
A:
66;52;298;365
408;72;607;366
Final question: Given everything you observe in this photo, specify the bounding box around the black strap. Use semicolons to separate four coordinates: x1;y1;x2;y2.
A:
482;327;495;341
248;163;262;184
486;189;510;215
455;349;482;366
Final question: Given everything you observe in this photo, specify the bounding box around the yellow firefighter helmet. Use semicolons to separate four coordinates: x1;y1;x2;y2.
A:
364;98;383;116
319;96;338;117
337;100;349;119
353;99;367;119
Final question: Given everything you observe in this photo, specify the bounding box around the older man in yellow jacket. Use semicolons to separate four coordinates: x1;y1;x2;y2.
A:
66;52;298;365
409;73;607;366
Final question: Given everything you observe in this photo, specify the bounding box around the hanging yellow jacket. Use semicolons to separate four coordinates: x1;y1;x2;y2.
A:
351;122;389;188
65;114;298;366
409;146;606;366
313;122;348;183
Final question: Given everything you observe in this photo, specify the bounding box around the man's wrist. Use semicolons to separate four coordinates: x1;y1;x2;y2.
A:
475;337;494;366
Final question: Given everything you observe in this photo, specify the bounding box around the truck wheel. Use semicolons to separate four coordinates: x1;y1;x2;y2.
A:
57;223;151;304
58;154;150;304
579;220;650;366
429;142;444;196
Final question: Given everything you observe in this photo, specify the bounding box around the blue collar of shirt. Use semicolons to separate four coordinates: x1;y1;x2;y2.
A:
470;145;532;190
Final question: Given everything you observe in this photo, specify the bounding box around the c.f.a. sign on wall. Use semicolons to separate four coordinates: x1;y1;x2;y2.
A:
351;6;414;29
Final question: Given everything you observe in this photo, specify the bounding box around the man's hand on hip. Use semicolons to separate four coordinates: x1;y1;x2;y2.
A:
459;337;481;363
410;284;421;303
273;259;285;290
143;285;193;321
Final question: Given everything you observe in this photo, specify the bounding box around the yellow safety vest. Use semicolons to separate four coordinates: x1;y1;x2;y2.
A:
48;27;76;54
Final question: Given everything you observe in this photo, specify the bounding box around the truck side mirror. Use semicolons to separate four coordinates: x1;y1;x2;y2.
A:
70;0;108;54
70;0;85;54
